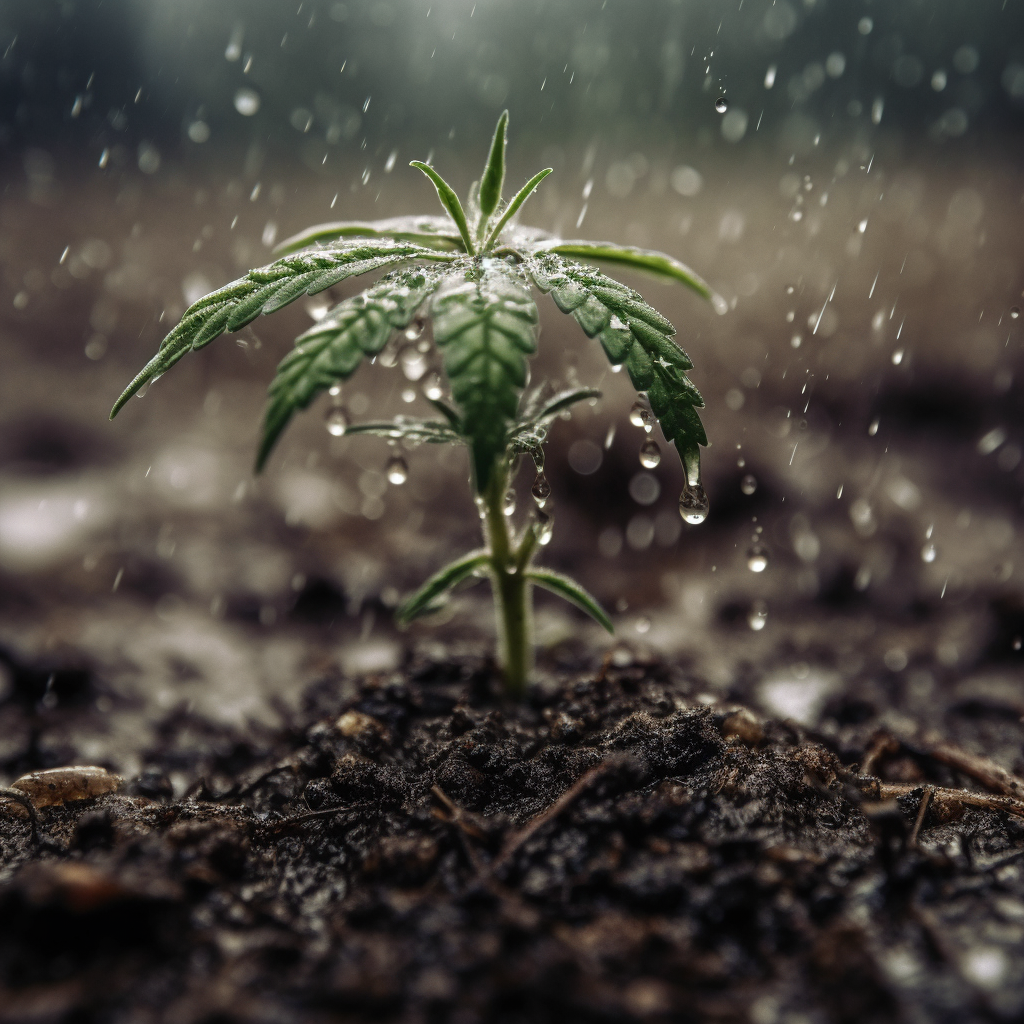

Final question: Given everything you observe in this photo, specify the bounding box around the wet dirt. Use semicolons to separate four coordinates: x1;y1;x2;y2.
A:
1;139;1024;1021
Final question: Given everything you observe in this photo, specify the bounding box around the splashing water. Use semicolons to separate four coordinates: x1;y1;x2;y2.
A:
385;455;408;485
638;438;661;469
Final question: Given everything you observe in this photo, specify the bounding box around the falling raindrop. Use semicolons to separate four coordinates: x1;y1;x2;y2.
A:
628;400;652;430
536;510;554;545
921;542;937;563
324;406;348;436
892;349;904;365
234;88;261;116
1012;307;1021;320
531;472;552;507
635;615;652;634
421;372;443;401
747;544;769;573
328;383;342;398
404;319;424;341
639;438;661;469
715;96;729;114
748;599;768;631
400;345;427;381
503;489;517;516
386;455;408;485
740;474;757;495
401;388;417;403
868;418;880;436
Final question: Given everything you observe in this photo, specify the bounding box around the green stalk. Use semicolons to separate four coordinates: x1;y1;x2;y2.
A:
481;463;534;697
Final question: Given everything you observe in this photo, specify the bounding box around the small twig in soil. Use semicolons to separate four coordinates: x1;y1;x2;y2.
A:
922;739;1024;802
259;805;349;832
908;786;934;849
430;785;486;873
0;787;40;844
860;733;900;777
492;755;626;872
857;777;1024;820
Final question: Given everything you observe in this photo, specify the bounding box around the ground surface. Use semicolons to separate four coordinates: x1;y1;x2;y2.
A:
1;137;1024;1022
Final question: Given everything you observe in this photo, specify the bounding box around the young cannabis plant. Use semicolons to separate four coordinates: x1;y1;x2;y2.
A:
111;112;719;697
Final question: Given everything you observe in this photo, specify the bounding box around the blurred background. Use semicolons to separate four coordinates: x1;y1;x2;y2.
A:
2;0;1024;778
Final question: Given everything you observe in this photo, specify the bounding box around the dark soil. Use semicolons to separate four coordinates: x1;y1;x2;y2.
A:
4;653;1024;1024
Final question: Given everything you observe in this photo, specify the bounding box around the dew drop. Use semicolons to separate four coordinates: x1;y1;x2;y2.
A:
421;372;443;401
531;472;552;506
638;438;661;469
679;481;709;525
629;401;652;430
740;474;758;495
747;544;769;573
921;542;937;563
324;406;349;436
1012;307;1020;320
386;455;408;485
536;509;554;545
748;599;768;631
715;96;729;114
503;489;517;516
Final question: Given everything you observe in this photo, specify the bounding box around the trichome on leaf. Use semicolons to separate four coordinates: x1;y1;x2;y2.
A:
111;111;721;696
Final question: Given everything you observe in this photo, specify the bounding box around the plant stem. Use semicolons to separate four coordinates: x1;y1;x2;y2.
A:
481;463;534;697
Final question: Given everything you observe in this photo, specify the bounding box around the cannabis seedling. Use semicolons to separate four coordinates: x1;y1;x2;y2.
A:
111;112;718;697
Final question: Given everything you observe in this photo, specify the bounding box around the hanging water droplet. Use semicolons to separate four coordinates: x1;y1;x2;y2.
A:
629;401;652;430
747;544;769;573
421;372;443;401
1012;307;1020;320
400;345;427;381
378;343;399;368
740;474;757;495
536;509;554;545
503;489;517;516
747;599;768;631
404;319;424;341
532;472;552;506
638;438;661;469
135;380;151;399
531;447;545;472
386;454;408;485
679;481;709;525
324;406;348;436
921;542;937;563
715;96;729;114
328;383;342;398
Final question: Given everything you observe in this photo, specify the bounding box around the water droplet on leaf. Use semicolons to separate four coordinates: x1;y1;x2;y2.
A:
324;407;349;436
386;455;408;485
629;401;652;430
679;481;709;525
638;438;661;469
747;544;769;572
740;474;757;495
531;472;552;507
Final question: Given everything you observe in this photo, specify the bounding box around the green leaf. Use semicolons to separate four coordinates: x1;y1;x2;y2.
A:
426;397;463;431
527;569;614;634
529;386;603;424
275;215;465;255
481;168;553;251
477;110;508;236
431;260;539;491
343;418;462;445
532;240;721;307
256;265;447;469
410;162;476;255
525;252;706;471
396;550;491;625
111;241;449;418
